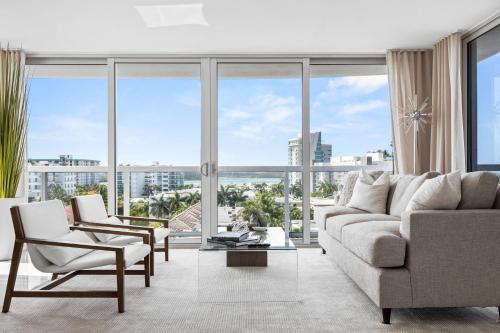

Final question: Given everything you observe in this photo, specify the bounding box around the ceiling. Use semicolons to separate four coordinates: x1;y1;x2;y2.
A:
1;0;499;56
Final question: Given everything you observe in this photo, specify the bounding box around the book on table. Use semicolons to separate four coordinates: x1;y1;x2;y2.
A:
210;231;250;242
207;236;260;247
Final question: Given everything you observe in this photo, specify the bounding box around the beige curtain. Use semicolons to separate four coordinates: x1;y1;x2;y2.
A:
430;33;466;173
387;50;433;175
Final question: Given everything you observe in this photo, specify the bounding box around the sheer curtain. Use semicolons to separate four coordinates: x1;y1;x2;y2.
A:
430;33;466;173
387;50;433;174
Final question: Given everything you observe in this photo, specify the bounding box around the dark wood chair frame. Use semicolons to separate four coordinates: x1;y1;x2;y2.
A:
2;206;152;314
71;198;170;276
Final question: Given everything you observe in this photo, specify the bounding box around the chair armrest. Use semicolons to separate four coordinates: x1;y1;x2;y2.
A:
75;220;155;232
23;238;124;252
70;226;150;245
400;209;500;307
113;215;169;228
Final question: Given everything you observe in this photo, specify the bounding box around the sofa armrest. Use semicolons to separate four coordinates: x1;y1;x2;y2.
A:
400;209;500;307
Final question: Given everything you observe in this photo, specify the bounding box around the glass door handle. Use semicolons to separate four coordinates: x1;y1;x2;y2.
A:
200;162;209;176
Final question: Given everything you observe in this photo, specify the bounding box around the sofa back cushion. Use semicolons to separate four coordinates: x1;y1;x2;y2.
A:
406;171;462;211
347;170;390;214
458;171;499;209
389;172;440;217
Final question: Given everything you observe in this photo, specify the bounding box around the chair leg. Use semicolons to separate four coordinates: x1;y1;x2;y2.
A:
144;254;150;287
116;250;125;313
2;241;23;313
321;248;326;254
164;237;169;261
382;308;391;324
150;242;155;276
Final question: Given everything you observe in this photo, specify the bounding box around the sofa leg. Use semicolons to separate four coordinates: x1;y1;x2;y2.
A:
321;248;326;254
382;308;391;324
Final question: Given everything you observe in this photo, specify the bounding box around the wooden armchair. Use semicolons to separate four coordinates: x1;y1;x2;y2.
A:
2;200;151;314
71;195;170;276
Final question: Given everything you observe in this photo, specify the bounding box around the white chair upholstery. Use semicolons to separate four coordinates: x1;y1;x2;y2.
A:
106;228;170;246
74;194;108;221
17;200;70;239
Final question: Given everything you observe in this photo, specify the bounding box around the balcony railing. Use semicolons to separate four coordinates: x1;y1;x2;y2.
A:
26;163;392;242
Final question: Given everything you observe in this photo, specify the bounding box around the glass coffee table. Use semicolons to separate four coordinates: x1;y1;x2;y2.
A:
198;227;298;303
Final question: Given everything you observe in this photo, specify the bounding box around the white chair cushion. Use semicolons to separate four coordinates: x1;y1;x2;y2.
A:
33;243;151;273
347;170;390;214
104;228;170;246
17;200;70;239
93;216;123;242
75;194;108;221
406;171;462;211
36;230;95;266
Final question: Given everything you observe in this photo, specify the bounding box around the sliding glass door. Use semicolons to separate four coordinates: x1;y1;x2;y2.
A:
115;62;204;241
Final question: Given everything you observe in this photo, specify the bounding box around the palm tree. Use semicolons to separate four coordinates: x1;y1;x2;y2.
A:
184;192;201;206
271;181;285;197
149;194;170;218
319;182;338;198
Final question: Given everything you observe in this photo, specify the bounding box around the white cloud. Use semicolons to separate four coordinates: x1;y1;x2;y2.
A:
339;99;388;115
220;92;300;143
319;75;388;99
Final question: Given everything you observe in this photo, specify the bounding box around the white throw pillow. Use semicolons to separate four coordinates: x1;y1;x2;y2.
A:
406;171;462;211
93;216;123;242
37;230;95;266
347;170;390;214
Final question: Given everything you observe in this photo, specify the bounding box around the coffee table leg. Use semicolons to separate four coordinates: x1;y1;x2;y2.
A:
226;251;267;267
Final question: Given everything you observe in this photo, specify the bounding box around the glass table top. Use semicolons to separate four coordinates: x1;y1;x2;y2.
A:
200;227;296;251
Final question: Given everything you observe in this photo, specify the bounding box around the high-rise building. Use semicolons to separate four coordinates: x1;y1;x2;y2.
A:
288;132;332;184
127;162;185;199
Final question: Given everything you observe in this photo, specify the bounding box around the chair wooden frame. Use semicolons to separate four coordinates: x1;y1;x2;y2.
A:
2;206;152;314
71;198;170;277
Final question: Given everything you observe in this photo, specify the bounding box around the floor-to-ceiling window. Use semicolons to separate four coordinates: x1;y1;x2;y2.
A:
25;57;392;244
27;64;108;218
216;63;303;237
115;63;202;241
308;64;392;234
467;23;500;171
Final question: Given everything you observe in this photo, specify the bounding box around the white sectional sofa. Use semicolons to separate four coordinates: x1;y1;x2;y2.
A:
316;171;500;324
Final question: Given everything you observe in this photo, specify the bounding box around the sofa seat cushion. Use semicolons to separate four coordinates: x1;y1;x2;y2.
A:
315;206;366;230
342;220;406;268
325;213;400;241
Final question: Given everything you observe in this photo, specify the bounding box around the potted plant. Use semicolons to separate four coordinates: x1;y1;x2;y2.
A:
0;49;28;261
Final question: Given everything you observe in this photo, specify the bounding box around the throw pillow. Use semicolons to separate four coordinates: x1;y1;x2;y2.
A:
389;172;440;217
346;170;390;214
458;171;499;209
93;216;123;242
337;170;384;206
406;171;462;211
37;230;95;266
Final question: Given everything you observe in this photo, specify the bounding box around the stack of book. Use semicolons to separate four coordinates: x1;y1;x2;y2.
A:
207;231;260;247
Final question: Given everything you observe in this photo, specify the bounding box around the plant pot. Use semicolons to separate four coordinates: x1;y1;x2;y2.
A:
0;197;25;261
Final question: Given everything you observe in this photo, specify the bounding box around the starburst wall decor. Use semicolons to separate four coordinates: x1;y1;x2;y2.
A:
399;94;432;174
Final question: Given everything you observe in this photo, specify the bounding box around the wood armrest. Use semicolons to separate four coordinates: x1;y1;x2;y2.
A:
70;226;150;245
113;215;169;228
23;238;124;252
75;220;154;232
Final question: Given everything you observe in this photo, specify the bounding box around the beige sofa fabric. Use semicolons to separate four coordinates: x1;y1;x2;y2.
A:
458;171;499;209
315;206;366;230
495;186;500;209
400;210;500;307
342;220;406;268
406;172;461;211
325;213;400;241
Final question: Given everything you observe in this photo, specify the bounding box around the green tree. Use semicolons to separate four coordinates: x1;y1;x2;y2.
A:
143;184;161;196
241;192;284;227
290;204;302;220
47;183;70;204
318;182;338;198
290;181;302;199
149;195;170;218
270;181;285;197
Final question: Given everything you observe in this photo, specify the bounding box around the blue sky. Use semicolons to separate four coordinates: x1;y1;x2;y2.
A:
477;52;500;165
28;73;391;166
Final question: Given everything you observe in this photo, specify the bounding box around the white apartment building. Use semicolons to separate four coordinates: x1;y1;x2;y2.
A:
127;162;185;199
28;155;101;201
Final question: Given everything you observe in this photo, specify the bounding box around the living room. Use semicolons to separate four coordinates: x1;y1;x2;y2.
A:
0;0;499;332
